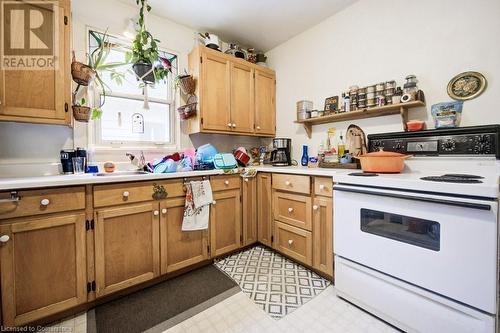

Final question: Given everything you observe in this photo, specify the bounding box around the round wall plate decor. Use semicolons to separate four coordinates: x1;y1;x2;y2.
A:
447;71;487;101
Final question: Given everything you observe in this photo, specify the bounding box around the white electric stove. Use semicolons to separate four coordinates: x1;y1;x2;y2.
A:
333;125;500;333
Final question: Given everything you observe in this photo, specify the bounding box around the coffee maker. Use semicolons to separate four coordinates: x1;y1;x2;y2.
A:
270;138;292;166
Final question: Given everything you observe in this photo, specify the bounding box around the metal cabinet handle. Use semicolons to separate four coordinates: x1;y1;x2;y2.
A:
122;191;129;198
313;205;319;210
288;239;294;246
153;210;159;216
0;191;21;203
40;198;50;206
0;235;10;243
161;208;167;214
288;207;294;213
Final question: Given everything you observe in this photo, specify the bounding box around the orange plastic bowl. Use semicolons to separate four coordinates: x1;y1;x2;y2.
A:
407;121;425;132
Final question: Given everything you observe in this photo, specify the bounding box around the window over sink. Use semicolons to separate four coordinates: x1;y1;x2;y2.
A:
87;29;178;152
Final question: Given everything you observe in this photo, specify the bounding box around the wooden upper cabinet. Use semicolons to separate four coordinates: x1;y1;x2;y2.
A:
201;51;231;131
187;46;275;137
0;213;87;326
0;0;71;125
94;202;160;298
230;62;254;134
254;69;276;136
160;198;209;274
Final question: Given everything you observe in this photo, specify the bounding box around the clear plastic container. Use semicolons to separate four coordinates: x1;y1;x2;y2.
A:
297;100;313;112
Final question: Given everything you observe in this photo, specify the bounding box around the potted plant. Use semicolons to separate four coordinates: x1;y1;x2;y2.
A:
72;98;91;122
128;0;170;84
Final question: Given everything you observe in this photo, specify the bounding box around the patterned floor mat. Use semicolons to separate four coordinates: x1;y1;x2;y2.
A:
214;246;331;319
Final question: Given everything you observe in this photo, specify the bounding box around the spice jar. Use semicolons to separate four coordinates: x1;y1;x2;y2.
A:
392;87;403;104
376;95;386;107
403;75;419;100
375;82;385;92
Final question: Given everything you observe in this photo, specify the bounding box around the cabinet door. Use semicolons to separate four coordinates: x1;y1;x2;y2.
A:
312;197;333;277
242;177;257;246
160;198;209;274
230;62;254;134
94;202;160;298
257;173;273;246
201;51;231;131
0;213;87;326
254;70;276;136
0;0;70;125
210;189;241;257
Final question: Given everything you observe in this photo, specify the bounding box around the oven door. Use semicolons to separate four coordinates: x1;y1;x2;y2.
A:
334;184;498;314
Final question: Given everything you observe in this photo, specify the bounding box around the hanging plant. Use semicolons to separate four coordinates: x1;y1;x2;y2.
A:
127;0;171;85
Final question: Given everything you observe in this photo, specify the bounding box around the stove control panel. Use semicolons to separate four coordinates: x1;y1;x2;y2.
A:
368;126;499;158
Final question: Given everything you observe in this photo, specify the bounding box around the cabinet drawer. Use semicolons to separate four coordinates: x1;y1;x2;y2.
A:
314;177;333;197
0;187;85;220
272;174;310;194
273;191;312;230
94;180;185;208
210;175;241;192
274;221;312;266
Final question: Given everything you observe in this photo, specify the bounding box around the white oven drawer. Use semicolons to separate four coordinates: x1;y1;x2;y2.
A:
335;257;495;333
333;185;498;313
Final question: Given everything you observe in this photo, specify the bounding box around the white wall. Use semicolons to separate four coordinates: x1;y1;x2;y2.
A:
0;0;262;177
266;0;500;161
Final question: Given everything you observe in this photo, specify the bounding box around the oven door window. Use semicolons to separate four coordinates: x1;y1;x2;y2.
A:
360;209;440;251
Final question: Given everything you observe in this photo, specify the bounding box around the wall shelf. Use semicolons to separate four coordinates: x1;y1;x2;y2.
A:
295;100;426;138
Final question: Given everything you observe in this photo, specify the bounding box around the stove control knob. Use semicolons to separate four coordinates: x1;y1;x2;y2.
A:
395;143;402;151
442;139;456;151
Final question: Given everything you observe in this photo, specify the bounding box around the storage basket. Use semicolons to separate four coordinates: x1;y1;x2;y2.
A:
71;52;95;86
178;75;196;95
72;105;91;122
177;95;197;120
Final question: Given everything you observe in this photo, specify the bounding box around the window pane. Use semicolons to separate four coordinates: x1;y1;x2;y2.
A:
100;96;170;144
360;208;440;251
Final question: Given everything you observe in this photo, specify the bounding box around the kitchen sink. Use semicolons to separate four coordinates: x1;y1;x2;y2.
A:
93;171;149;176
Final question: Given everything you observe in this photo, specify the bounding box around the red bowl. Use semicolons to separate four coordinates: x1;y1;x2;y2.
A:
407;121;425;132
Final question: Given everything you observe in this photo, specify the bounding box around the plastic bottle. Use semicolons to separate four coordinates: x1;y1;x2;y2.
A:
301;145;309;166
344;94;351;113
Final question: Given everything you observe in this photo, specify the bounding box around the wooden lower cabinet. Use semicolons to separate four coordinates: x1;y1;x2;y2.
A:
210;189;241;257
242;178;257;246
273;221;312;266
160;198;209;274
0;213;87;326
257;173;273;246
94;202;160;298
312;196;333;277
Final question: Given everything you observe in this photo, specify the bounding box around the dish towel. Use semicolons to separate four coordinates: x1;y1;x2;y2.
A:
182;180;213;231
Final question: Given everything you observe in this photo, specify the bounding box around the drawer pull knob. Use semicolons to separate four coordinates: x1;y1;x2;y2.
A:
244;178;249;182
288;239;294;246
288;207;294;213
319;184;325;190
40;198;50;206
285;181;291;186
224;180;230;185
122;191;130;198
0;235;10;243
161;208;167;214
153;210;159;216
313;205;319;210
256;125;261;130
227;123;232;127
212;200;216;205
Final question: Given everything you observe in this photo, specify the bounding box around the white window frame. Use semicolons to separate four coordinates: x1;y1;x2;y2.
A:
85;26;179;156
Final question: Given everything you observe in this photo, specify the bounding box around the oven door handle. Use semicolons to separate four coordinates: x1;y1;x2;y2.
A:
333;185;492;211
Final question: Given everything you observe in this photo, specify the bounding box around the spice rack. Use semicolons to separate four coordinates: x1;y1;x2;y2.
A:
295;100;426;138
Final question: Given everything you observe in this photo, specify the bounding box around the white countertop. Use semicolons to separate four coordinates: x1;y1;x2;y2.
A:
0;166;349;191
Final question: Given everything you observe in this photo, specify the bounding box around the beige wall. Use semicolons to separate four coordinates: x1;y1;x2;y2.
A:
266;0;500;160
